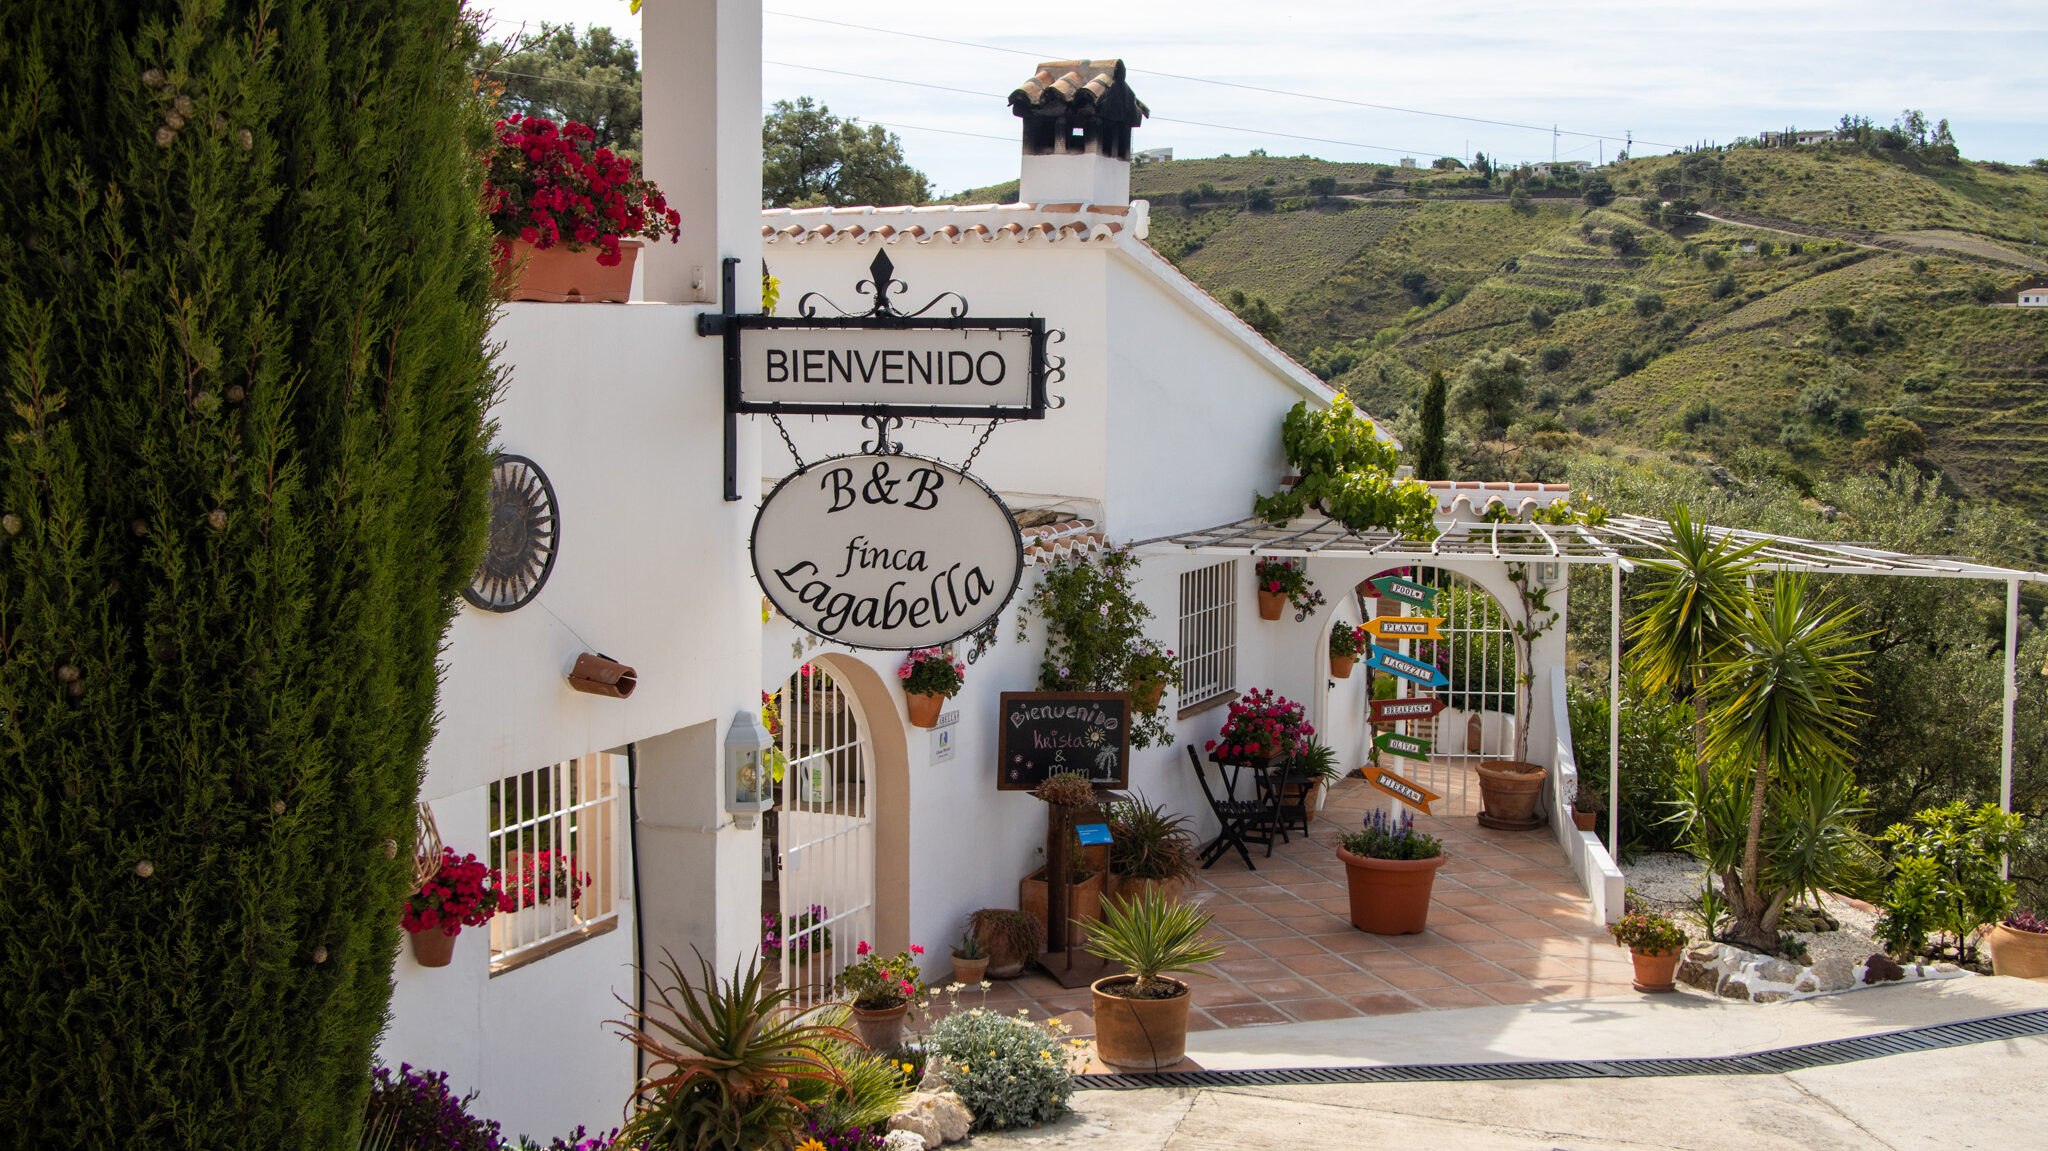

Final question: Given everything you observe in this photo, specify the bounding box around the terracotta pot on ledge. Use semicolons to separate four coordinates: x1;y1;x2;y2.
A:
497;238;641;303
1331;655;1355;679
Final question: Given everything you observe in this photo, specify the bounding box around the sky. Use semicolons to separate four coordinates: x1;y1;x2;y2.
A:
471;0;2048;196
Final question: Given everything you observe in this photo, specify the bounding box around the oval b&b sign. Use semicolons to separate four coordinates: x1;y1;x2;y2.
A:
753;453;1024;650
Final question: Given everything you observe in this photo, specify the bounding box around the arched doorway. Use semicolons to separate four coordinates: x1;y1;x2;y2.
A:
1366;566;1518;811
763;663;874;1000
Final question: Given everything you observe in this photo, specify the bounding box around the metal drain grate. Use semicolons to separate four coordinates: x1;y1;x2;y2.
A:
1075;1008;2048;1091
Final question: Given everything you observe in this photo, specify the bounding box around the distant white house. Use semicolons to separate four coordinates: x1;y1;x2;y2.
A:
1133;146;1173;164
1763;129;1843;147
1399;157;1418;168
2019;288;2048;307
1545;161;1593;175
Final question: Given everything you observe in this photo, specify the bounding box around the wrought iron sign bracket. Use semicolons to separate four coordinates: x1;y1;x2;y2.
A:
698;251;1060;501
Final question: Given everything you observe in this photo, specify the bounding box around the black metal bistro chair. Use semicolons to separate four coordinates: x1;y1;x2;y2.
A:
1259;757;1318;843
1188;745;1276;870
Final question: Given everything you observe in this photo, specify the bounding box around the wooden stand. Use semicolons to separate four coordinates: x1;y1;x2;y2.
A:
1037;797;1114;989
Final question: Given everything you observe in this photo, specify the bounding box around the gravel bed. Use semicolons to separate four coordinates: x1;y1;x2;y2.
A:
1621;851;1882;969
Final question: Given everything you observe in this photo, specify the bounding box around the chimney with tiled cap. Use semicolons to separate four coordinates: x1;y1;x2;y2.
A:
1009;59;1148;206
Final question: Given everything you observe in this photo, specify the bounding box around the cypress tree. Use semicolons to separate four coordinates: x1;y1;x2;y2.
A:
1417;369;1449;480
0;4;496;1147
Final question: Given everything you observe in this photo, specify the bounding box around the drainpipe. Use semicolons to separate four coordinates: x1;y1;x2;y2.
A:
627;741;645;1076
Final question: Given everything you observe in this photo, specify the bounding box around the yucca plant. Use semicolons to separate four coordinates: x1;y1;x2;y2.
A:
789;1034;912;1136
1082;887;1225;997
1627;504;1763;788
1701;574;1871;952
613;950;853;1151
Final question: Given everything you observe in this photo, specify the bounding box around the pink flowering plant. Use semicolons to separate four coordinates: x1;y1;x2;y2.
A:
761;904;833;959
898;649;966;698
833;941;929;1010
1126;638;1180;713
1255;557;1325;617
1205;688;1314;763
1330;623;1369;660
484;113;683;266
401;849;507;936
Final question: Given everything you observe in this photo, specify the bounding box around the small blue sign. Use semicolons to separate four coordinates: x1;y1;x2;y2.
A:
1365;644;1449;688
1075;823;1114;846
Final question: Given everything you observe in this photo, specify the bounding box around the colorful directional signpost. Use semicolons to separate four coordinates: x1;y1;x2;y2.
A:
1369;765;1440;815
1361;615;1445;642
1374;730;1433;761
1365;644;1449;688
1368;574;1438;613
1370;695;1448;725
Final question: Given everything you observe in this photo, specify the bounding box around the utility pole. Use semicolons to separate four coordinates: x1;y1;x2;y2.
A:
1552;123;1559;164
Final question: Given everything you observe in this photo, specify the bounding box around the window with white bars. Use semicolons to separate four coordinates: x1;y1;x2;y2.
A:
487;752;621;973
1177;560;1238;707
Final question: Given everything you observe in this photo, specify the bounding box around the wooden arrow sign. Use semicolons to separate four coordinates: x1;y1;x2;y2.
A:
1370;765;1440;814
1368;575;1438;612
1361;615;1445;642
1365;644;1449;688
1371;695;1448;724
1374;731;1434;761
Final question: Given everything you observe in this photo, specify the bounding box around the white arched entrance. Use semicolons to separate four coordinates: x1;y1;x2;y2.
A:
764;663;874;999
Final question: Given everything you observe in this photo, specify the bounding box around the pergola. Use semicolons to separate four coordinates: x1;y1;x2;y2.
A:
1139;511;2048;859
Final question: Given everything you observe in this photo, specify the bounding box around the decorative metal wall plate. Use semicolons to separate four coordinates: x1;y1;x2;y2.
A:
462;453;560;613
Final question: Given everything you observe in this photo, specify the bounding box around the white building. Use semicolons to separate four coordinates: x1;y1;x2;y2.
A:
2019;288;2048;307
753;59;1581;997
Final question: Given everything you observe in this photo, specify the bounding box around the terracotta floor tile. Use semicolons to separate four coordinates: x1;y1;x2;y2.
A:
1206;1003;1291;1027
1269;899;1335;920
1185;1010;1226;1032
1280;996;1362;1022
1201;870;1272;888
1228;918;1305;941
1411;985;1496;1010
1496;956;1588;979
1191;981;1261;1008
1254;935;1330;957
1433;922;1509;944
1213;940;1266;962
1404;944;1480;966
1459;903;1540;923
1494;918;1576;940
1476;982;1560;1005
1349;992;1426;1015
1317;929;1392;953
1213;957;1290;981
1378;966;1456;991
1316;970;1396;996
1436;960;1518;985
1276;952;1358;978
1244;977;1321;1001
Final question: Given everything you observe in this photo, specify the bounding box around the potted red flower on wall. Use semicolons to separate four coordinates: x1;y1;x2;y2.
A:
898;648;964;729
484;113;684;302
401;848;507;968
1254;557;1325;622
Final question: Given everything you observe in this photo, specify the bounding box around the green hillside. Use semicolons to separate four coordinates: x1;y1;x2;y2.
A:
1106;147;2048;510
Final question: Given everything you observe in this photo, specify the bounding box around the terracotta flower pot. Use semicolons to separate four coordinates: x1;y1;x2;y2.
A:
1630;947;1682;992
497;238;640;303
1476;761;1548;828
850;1001;911;1052
1466;713;1485;753
1132;680;1166;712
906;691;945;728
1989;922;2048;979
409;927;458;968
1257;590;1287;621
1336;846;1446;934
951;954;990;985
1330;655;1355;679
1572;807;1597;832
1091;976;1191;1072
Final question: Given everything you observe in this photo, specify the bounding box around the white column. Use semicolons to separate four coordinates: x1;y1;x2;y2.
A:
639;0;763;307
1609;560;1621;858
2003;579;2019;816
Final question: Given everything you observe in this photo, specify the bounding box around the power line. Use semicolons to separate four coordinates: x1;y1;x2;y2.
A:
762;9;1686;151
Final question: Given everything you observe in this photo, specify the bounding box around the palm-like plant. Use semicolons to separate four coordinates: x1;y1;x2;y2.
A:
1627;504;1763;788
613;949;854;1151
1082;887;1225;997
1701;574;1871;951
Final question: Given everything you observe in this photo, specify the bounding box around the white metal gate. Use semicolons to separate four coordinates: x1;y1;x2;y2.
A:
1375;568;1518;812
768;665;874;1001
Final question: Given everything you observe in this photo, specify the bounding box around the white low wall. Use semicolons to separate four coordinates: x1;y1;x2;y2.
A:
1547;669;1624;923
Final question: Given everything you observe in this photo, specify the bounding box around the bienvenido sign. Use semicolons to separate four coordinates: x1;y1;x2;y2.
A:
752;453;1024;650
740;327;1038;413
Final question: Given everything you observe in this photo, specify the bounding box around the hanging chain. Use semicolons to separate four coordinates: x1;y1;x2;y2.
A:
769;413;806;471
958;418;1000;475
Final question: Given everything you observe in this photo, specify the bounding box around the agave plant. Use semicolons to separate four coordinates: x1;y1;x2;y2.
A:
1082;886;1225;996
612;949;853;1151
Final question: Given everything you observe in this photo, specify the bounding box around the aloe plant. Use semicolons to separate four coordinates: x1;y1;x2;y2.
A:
1082;887;1225;996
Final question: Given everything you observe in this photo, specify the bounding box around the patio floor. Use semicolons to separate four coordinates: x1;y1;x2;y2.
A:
951;769;1631;1033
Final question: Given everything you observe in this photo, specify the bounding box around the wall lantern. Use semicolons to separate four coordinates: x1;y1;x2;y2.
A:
724;710;777;829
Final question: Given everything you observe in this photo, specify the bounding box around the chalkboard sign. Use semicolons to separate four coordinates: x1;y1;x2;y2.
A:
997;692;1131;791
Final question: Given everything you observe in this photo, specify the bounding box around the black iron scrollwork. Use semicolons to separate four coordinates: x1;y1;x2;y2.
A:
966;617;1001;665
861;414;907;455
795;250;970;320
